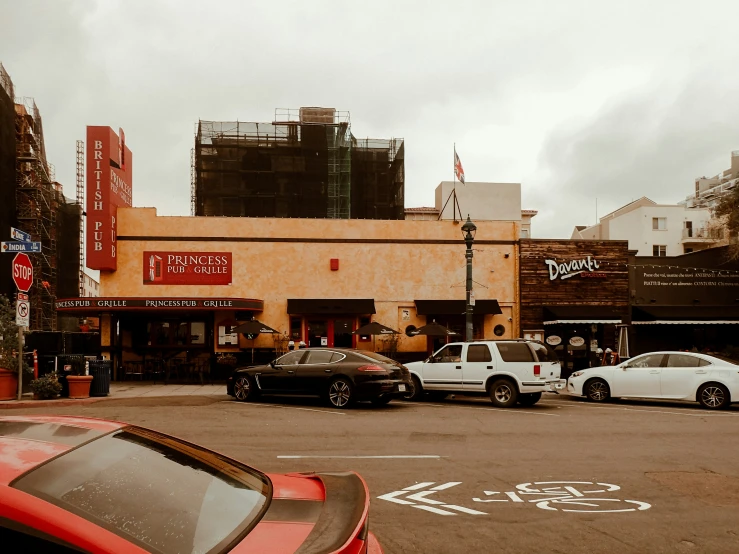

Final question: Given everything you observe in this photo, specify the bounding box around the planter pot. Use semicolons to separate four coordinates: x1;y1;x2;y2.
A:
0;368;18;401
67;375;94;399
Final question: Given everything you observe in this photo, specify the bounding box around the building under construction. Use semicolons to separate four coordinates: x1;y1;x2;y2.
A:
0;63;81;331
193;108;404;220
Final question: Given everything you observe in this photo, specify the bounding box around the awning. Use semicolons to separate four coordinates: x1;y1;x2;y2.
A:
414;299;502;315
56;297;263;313
286;299;376;315
542;306;625;325
632;306;739;322
633;320;739;325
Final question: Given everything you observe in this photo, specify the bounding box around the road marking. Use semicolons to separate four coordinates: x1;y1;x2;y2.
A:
222;401;346;415
541;400;739;417
379;482;487;516
277;455;444;459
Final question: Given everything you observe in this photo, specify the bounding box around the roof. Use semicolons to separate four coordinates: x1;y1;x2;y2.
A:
521;210;539;215
0;416;125;484
600;197;656;220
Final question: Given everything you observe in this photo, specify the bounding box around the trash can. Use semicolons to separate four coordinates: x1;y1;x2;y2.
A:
89;360;112;397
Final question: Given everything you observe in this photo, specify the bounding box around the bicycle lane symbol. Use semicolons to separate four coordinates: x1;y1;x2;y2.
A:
379;481;651;515
472;481;652;513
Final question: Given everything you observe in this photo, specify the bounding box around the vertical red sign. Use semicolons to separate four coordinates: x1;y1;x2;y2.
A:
86;126;133;271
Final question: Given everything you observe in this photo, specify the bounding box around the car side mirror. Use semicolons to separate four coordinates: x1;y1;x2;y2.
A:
269;360;276;368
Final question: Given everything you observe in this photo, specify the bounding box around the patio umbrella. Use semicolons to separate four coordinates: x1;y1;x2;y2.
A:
233;319;279;363
409;321;459;337
352;321;399;352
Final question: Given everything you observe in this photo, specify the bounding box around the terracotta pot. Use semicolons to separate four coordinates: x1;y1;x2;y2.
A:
67;375;94;399
0;368;18;401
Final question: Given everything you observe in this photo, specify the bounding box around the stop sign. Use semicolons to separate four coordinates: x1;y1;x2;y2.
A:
12;253;33;292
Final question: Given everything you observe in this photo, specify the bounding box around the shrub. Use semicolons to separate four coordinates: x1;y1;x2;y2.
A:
30;373;62;400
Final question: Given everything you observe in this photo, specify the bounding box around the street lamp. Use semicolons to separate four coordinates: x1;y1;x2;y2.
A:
461;215;477;342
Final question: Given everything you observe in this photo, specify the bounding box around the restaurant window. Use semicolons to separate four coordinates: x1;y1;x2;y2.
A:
176;322;188;345
147;321;207;347
290;317;302;341
652;217;667;230
653;245;667;256
149;322;171;346
358;316;371;341
190;322;206;345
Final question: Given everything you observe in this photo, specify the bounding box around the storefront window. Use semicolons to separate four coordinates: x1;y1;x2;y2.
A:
358;316;371;341
145;321;207;347
290;317;302;341
176;323;188;345
190;322;205;345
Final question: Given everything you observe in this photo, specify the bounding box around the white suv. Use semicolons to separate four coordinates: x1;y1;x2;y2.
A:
404;340;562;407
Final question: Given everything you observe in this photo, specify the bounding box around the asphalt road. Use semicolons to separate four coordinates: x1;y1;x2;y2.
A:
9;392;739;554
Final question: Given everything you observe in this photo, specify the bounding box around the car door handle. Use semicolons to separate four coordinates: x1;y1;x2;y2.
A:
456;365;462;369
487;366;493;370
649;370;660;374
324;369;332;373
286;370;295;374
695;370;707;374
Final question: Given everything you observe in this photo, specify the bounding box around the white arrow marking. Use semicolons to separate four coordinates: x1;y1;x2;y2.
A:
377;490;416;505
403;482;436;491
431;481;462;491
407;490;446;504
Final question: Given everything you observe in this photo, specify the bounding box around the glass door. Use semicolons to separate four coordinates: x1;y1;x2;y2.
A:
307;320;328;347
333;319;354;348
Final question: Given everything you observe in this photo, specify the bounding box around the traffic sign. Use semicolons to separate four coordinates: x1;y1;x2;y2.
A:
16;297;29;327
12;253;33;292
10;227;32;242
2;241;41;253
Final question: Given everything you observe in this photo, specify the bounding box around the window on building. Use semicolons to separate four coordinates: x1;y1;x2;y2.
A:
358;316;371;341
652;217;667;230
653;245;667;256
290;317;302;341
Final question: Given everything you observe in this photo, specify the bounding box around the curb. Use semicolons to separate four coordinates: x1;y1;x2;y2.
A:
0;397;107;410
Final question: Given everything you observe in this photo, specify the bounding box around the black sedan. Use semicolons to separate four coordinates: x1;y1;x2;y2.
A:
227;348;412;408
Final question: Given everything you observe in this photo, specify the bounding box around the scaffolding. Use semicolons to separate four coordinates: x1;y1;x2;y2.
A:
15;98;58;330
193;108;402;220
76;140;84;298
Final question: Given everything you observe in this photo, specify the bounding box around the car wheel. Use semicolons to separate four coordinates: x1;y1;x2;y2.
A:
489;379;518;408
404;376;423;401
698;383;730;410
585;378;610;402
328;378;354;408
371;395;392;406
234;375;256;402
518;392;542;406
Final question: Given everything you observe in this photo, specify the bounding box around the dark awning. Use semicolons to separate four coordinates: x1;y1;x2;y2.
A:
414;299;502;316
542;305;625;324
287;299;376;315
632;306;739;322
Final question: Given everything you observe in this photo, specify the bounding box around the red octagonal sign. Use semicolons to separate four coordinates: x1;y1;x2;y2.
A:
12;253;33;292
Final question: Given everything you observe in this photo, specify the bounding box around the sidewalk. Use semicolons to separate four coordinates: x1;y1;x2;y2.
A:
0;382;228;410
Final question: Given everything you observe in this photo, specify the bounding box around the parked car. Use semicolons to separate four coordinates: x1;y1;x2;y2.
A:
404;340;563;407
0;415;383;553
567;351;739;409
227;348;412;408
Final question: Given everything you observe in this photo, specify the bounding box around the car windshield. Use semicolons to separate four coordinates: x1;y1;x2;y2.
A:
12;426;271;554
356;351;396;364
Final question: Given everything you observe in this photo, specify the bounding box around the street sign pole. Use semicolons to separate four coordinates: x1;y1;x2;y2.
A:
17;325;23;401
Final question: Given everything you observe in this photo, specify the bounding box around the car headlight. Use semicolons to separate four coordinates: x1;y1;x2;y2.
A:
570;371;586;378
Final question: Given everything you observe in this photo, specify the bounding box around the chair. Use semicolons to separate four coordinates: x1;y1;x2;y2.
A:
146;358;165;383
124;361;144;381
165;358;182;384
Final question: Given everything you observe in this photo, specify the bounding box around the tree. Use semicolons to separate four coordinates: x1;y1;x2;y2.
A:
715;185;739;259
0;294;22;373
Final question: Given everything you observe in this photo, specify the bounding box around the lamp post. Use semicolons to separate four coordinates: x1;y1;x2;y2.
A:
461;215;477;342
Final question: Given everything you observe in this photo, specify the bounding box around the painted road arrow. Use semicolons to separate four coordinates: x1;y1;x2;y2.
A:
378;482;487;516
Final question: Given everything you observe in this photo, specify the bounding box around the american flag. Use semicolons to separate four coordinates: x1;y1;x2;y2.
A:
454;149;465;184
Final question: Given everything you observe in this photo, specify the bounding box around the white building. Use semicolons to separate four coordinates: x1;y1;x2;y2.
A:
681;150;739;210
82;273;100;297
571;197;719;256
405;182;537;237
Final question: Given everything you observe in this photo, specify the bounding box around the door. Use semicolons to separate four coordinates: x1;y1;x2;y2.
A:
463;344;494;391
257;350;305;392
612;353;665;398
307;320;328;347
333;319;354;348
422;344;464;391
293;349;341;394
661;353;710;399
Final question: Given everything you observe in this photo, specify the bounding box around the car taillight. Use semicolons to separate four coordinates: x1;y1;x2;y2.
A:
357;365;386;372
534;364;541;376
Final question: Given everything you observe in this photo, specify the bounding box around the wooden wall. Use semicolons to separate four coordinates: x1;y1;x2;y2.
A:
519;239;630;329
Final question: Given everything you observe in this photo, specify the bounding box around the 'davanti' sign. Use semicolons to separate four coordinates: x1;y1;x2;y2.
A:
545;256;602;281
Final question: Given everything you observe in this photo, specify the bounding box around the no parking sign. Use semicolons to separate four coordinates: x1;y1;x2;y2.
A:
16;292;29;327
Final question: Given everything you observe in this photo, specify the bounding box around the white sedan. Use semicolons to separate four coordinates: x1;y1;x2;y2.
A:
567;351;739;409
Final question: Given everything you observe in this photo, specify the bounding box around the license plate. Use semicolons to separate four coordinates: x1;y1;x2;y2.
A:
398;384;407;392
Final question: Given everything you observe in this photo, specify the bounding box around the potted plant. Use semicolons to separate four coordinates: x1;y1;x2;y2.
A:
0;295;32;400
65;356;93;399
29;372;62;400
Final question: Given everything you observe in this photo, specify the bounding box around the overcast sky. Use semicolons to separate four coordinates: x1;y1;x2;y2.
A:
2;0;739;238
